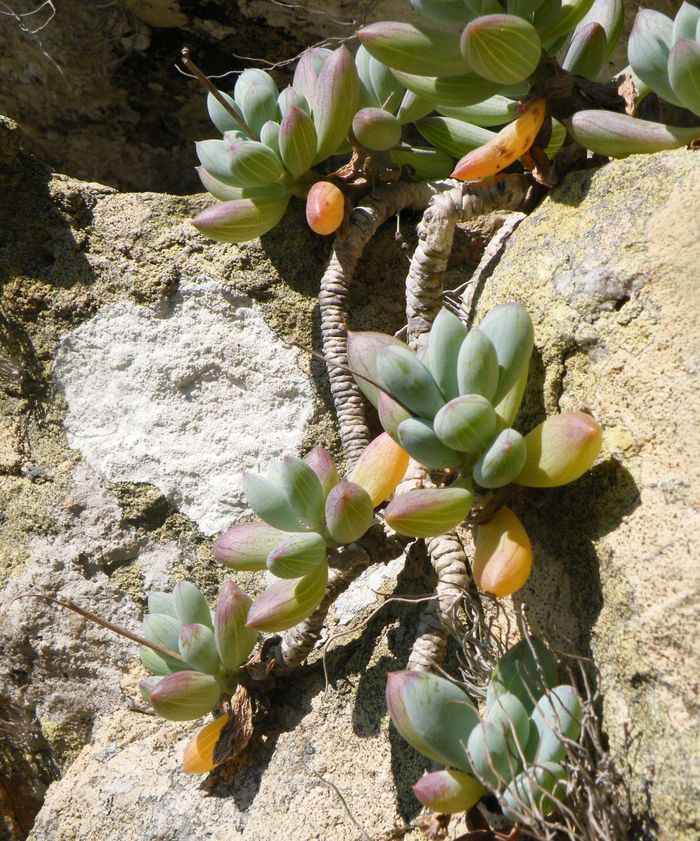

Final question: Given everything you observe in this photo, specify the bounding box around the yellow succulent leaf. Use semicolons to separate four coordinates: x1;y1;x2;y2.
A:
182;714;228;775
349;432;409;507
474;506;532;598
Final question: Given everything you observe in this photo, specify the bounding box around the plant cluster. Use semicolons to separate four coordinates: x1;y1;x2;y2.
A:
387;638;584;821
125;300;603;812
138;580;256;721
629;3;700;117
211;434;408;632
129;0;675;830
347;304;601;596
27;1;664;835
190;0;700;245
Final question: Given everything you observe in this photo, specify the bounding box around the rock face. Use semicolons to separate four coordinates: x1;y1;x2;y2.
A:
54;278;314;535
0;115;423;841
2;111;699;840
473;149;700;841
0;0;418;193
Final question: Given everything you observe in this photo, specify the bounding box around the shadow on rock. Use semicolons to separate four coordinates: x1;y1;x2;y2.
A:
0;117;102;426
0;695;60;841
548;166;596;208
514;456;641;657
202;664;319;810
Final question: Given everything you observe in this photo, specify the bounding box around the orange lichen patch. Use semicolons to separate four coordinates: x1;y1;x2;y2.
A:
451;98;546;181
182;714;228;774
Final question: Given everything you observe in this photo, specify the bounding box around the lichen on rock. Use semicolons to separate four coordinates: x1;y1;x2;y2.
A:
473;149;700;841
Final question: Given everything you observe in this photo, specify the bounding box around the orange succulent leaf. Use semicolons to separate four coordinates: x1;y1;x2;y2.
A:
473;505;532;597
515;411;603;487
451;98;546;182
182;714;228;774
305;181;345;235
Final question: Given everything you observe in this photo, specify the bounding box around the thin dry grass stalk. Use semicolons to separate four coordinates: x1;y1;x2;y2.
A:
438;612;632;841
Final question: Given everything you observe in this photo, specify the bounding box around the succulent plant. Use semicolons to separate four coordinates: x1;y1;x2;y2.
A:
567;3;700;155
191;47;360;242
24;2;655;811
139;580;257;721
190;42;433;243
347;304;602;597
387;639;584;820
629;4;700;117
213;434;409;632
355;0;698;166
189;0;699;247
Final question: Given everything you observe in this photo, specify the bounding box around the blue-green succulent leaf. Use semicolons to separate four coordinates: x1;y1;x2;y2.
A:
392;69;502;107
416;116;496;159
673;2;700;43
473;428;527;488
438;96;518;126
386;670;480;771
279;106;318;177
234;69;280;137
477;302;534;406
178;623;221;674
358;21;471;77
563;21;607;79
227;140;284;188
172;581;212;628
467;720;520;790
397;417;463;469
461;14;543;85
242;470;306;531
576;0;623;61
207;90;248;135
313;45;359;163
277;455;326;532
501;762;567;821
530;685;584;763
487;638;558;714
147;591;177;618
377;345;446;419
433;394;498;454
457;327;499;402
196;139;234;184
668;39;700;117
628;9;684;107
426;308;469;402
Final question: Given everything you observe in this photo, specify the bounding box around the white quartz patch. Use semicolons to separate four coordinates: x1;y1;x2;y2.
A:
54;279;315;535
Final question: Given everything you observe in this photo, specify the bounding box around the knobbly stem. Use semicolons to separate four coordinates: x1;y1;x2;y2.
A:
405;174;534;350
270;523;409;671
407;531;469;671
320;180;455;467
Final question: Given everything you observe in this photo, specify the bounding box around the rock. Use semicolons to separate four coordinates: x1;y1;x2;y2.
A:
27;664;419;841
0;462;185;763
0;1;417;193
473;149;700;841
0;696;58;841
4;107;699;839
0;117;424;840
54;278;314;535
